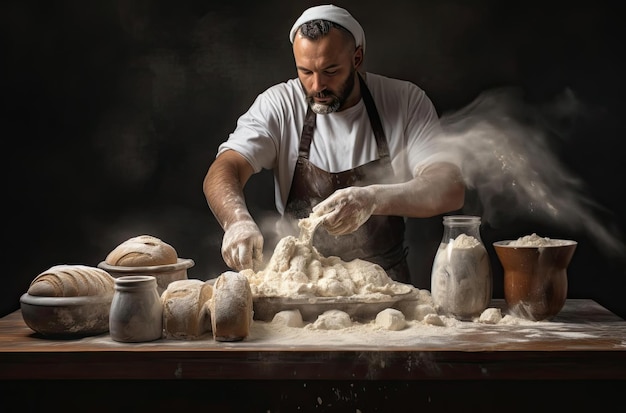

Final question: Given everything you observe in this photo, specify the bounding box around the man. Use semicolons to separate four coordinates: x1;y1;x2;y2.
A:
203;4;464;283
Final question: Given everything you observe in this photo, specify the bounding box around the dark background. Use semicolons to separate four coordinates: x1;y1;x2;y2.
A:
2;0;625;319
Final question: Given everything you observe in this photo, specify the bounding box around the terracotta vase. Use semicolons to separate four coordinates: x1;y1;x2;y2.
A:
493;240;577;321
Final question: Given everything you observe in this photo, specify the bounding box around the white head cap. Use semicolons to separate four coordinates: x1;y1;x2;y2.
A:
289;4;366;54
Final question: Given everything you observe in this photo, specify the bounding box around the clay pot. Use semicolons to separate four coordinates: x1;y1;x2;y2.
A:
20;293;112;337
493;240;577;321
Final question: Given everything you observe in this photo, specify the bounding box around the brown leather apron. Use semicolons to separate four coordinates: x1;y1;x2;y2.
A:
283;73;410;283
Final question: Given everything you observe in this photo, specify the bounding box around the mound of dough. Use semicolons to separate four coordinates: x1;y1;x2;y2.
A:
105;235;178;266
242;213;411;299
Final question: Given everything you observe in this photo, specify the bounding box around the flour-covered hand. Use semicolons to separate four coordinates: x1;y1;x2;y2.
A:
312;186;376;235
221;220;263;271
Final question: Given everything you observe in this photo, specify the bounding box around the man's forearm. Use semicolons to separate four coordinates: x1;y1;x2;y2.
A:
371;162;465;218
203;152;255;231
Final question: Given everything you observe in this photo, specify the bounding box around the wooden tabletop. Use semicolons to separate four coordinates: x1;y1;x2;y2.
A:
2;299;625;381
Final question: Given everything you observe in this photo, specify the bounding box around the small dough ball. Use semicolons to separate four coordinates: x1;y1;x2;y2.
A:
423;313;445;326
271;310;304;328
478;307;503;324
375;308;406;331
105;235;178;266
307;310;352;330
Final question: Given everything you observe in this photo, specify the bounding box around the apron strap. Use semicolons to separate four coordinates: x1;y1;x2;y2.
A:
299;107;316;159
358;73;390;159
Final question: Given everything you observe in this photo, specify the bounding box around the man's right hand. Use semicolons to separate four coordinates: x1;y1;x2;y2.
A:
221;220;264;271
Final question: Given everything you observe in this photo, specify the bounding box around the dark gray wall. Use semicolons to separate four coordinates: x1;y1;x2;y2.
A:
3;0;625;318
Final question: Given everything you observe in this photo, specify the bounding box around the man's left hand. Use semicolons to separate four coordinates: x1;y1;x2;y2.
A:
312;186;376;235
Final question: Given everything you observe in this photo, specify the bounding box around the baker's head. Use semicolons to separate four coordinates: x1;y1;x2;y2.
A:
289;4;366;54
289;5;365;114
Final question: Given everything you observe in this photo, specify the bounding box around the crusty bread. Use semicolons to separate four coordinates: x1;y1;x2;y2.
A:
27;265;115;297
210;271;254;342
105;235;178;266
162;279;213;340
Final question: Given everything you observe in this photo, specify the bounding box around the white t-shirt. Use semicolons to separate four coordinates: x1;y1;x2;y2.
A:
217;72;444;214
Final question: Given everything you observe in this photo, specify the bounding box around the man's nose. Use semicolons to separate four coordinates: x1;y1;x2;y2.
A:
311;73;326;93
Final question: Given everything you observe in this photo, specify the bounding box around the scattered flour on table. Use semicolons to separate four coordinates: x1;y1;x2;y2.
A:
243;306;563;347
79;309;592;348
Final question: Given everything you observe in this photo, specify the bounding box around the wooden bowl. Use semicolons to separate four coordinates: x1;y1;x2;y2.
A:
493;240;577;321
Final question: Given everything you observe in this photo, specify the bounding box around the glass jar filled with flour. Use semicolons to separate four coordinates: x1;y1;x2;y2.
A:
430;215;492;320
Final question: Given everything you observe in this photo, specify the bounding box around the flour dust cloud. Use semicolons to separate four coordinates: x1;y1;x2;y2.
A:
435;87;624;257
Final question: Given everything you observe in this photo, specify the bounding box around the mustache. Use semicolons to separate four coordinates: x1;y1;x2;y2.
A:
310;90;334;99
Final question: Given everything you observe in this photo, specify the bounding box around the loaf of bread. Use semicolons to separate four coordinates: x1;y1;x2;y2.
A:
105;235;178;266
162;279;213;340
27;265;115;297
210;271;254;342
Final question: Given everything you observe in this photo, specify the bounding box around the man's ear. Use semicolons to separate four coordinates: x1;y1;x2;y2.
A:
353;46;363;69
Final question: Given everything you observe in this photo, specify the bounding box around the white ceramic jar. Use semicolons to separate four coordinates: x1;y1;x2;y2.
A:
109;275;163;342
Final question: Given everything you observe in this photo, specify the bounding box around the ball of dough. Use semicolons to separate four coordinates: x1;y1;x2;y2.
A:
375;308;406;331
271;309;304;328
105;235;178;266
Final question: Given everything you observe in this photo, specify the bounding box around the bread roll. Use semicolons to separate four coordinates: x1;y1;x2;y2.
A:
210;271;253;342
162;279;213;339
105;235;178;266
27;265;115;297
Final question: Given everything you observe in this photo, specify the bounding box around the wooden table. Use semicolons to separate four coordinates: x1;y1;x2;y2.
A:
2;299;625;411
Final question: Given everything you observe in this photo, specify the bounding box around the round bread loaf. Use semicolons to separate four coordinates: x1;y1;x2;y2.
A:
27;265;115;297
105;235;178;266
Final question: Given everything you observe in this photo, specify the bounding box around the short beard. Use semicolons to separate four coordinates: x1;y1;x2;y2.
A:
306;69;356;115
310;100;340;114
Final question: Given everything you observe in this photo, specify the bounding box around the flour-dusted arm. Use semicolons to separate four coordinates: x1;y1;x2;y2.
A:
203;149;264;271
313;161;465;235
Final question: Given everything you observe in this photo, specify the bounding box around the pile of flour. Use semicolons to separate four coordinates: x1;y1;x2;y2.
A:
508;233;571;247
242;213;411;299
